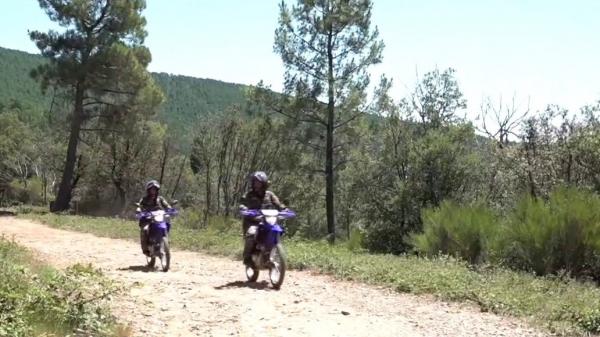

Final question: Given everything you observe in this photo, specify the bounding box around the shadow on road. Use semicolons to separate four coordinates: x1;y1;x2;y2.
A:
118;265;154;273
214;280;273;291
0;210;17;216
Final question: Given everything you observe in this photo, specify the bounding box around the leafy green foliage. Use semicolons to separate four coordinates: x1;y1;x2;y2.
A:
0;109;33;188
7;178;45;205
413;188;600;281
502;188;600;278
0;104;57;207
411;201;498;264
359;69;480;254
0;238;118;337
411;68;467;128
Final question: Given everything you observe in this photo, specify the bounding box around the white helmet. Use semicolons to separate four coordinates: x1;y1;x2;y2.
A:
145;180;160;191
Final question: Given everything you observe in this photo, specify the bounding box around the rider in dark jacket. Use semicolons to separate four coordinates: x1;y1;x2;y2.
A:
137;180;171;255
239;171;286;266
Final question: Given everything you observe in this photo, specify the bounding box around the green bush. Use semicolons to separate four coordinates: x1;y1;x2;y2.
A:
411;188;600;280
178;208;204;229
7;178;44;205
411;201;498;264
502;188;600;279
0;237;118;337
14;204;48;215
346;227;365;252
363;220;412;255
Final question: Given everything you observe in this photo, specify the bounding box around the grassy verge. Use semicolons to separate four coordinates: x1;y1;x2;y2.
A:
0;235;123;337
20;212;600;336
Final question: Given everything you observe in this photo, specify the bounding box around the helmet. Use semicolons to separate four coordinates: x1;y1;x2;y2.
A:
145;180;160;191
251;171;268;183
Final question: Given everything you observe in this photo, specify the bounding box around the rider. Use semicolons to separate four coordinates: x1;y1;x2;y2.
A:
239;171;286;267
137;180;171;256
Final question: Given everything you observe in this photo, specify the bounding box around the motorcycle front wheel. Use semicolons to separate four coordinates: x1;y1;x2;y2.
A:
160;236;171;272
147;255;156;268
245;263;259;282
269;243;286;289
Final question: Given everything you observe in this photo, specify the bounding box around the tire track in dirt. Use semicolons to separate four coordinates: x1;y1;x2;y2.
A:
1;217;548;337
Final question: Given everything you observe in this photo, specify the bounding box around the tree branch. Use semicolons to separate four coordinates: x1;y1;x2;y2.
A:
100;88;136;96
81;128;122;133
334;109;364;129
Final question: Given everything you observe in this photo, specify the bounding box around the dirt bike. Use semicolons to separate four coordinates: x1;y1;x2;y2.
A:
239;208;296;289
135;202;178;272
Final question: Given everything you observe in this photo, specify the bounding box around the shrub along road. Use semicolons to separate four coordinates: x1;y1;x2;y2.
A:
1;217;545;337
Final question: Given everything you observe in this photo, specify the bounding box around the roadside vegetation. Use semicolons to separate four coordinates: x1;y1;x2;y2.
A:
0;236;123;337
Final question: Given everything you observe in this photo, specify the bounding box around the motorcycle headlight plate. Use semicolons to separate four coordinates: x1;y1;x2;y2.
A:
265;216;277;225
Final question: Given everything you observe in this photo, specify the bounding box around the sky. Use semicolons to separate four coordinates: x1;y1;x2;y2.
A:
1;0;600;122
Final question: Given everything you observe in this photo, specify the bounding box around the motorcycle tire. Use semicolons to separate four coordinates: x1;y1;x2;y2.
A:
160;236;171;272
245;263;259;282
269;243;286;289
147;256;156;268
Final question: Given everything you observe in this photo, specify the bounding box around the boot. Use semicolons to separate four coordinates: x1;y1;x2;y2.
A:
140;228;150;256
243;236;256;267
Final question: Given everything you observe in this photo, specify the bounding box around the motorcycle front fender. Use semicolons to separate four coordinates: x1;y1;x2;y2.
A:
149;222;169;239
271;224;284;233
259;224;283;249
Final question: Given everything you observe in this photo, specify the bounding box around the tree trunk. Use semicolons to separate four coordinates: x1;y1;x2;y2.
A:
115;182;127;213
42;172;48;204
204;159;211;227
51;84;84;212
170;156;186;200
524;141;538;198
325;24;336;243
159;138;169;185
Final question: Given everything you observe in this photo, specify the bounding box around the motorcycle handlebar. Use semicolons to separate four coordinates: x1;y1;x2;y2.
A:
239;209;296;219
135;208;178;220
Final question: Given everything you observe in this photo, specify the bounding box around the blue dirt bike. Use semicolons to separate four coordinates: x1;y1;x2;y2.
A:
239;208;296;289
135;203;178;272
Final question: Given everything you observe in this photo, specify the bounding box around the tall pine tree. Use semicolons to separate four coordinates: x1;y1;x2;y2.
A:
274;0;384;242
30;0;162;212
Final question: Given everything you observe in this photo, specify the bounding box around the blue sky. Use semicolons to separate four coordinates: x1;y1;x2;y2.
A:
1;0;599;121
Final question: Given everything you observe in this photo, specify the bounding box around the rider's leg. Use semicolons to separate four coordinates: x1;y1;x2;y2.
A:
139;221;149;255
242;220;257;266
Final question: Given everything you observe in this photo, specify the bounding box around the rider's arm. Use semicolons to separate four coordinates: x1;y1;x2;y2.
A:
136;197;144;212
239;192;249;211
159;196;172;209
269;191;287;210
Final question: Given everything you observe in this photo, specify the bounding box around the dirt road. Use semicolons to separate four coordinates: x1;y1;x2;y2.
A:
0;217;547;337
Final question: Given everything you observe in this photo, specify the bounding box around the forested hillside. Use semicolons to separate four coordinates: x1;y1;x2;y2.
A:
0;47;50;116
0;46;246;135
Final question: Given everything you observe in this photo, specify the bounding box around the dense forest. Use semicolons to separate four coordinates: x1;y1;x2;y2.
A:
0;47;247;139
1;0;600;281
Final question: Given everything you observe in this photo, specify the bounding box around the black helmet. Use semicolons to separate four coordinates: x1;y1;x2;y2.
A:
145;180;160;191
251;171;268;183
